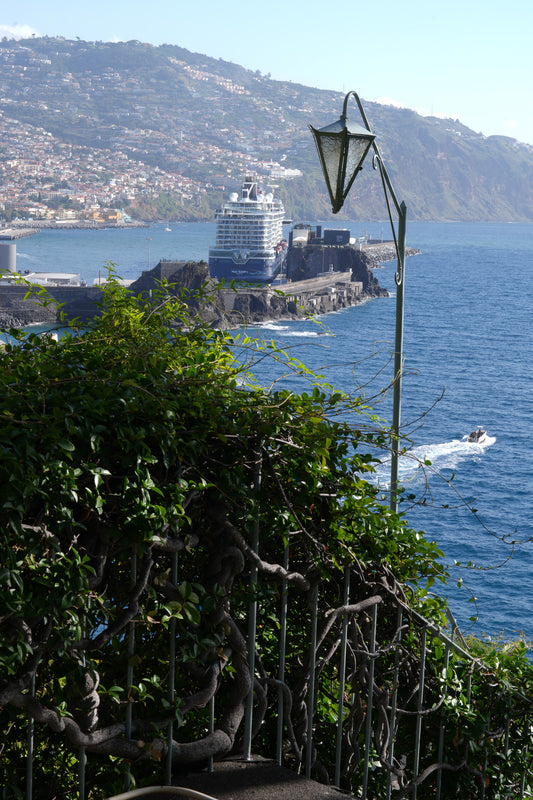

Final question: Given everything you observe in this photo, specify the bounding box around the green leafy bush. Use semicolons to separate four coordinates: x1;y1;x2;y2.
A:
0;280;530;798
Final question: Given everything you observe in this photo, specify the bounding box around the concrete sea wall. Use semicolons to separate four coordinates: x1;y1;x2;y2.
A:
0;284;103;328
0;241;410;329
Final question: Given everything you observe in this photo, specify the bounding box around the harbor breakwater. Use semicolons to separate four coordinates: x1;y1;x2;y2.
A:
8;220;147;230
0;242;416;329
130;259;373;328
0;283;103;328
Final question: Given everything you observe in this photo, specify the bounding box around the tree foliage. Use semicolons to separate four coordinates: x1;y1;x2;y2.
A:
0;281;531;798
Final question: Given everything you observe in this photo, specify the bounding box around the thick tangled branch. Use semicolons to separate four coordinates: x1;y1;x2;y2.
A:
1;285;530;799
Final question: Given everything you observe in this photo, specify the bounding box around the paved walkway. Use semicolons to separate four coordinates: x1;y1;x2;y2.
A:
175;757;358;800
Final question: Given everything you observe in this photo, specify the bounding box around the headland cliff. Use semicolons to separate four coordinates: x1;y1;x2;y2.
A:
0;241;418;330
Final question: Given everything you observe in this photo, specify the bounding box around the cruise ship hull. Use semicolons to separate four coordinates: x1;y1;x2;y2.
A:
209;249;286;284
208;175;287;285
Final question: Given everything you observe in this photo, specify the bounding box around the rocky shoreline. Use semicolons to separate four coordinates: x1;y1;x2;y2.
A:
132;262;369;329
0;242;419;330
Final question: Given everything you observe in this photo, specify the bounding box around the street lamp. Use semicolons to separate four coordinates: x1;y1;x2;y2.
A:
146;237;152;269
310;91;407;513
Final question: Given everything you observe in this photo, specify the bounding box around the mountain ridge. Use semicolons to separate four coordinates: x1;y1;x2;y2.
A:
1;36;532;223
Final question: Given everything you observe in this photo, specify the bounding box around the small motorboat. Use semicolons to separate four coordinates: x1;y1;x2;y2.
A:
466;426;487;444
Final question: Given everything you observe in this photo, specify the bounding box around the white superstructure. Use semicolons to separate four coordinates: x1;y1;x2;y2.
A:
209;176;287;283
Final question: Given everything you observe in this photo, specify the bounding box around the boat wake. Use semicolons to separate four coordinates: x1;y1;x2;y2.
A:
372;435;496;488
15;251;40;263
257;322;332;338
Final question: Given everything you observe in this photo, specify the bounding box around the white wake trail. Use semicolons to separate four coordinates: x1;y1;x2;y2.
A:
372;435;496;488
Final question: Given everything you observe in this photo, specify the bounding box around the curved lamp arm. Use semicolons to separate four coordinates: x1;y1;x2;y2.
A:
311;90;408;512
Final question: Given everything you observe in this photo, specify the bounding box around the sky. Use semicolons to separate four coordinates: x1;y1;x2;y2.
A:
2;0;533;146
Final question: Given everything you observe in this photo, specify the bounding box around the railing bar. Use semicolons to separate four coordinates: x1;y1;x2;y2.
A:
520;731;529;799
305;583;319;779
362;602;378;800
470;671;494;800
504;715;510;753
404;605;486;663
412;627;427;800
334;567;351;787
26;674;35;800
78;617;88;799
503;716;511;800
125;546;137;791
436;643;451;800
519;708;532;799
243;453;262;761
386;605;403;800
166;550;179;784
208;695;215;773
481;694;490;800
243;537;258;760
276;542;289;766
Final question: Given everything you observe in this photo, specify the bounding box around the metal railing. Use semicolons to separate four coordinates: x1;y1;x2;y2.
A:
20;550;533;800
241;563;533;799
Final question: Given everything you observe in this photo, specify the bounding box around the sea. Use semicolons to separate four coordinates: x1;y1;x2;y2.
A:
15;220;533;647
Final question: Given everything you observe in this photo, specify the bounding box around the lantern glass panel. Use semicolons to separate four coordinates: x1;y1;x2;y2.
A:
316;132;346;204
343;135;374;196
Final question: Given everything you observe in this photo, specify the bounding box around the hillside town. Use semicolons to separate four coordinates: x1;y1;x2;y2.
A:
1;37;532;224
0;109;301;224
0;111;202;222
0;38;303;223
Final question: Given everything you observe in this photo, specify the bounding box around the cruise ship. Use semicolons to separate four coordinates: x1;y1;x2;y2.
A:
208;176;287;284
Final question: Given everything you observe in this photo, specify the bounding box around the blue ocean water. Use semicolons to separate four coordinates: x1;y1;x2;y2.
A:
16;221;533;644
14;222;216;285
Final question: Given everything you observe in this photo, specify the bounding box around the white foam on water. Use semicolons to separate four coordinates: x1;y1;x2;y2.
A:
257;322;332;338
258;323;290;331
372;435;496;488
14;251;40;263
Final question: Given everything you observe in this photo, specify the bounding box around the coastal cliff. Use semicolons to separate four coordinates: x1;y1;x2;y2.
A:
0;284;103;328
129;240;400;328
0;242;411;329
131;263;365;328
286;239;411;298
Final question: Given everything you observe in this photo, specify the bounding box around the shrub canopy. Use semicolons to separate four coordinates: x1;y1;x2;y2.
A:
5;281;528;797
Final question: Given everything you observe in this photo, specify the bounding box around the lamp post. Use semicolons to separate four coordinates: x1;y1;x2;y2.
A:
146;237;151;269
310;91;407;513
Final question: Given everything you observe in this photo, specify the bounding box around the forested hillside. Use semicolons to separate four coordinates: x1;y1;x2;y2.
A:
1;36;532;221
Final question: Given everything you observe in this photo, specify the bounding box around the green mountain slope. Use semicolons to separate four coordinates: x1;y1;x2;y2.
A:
1;36;532;222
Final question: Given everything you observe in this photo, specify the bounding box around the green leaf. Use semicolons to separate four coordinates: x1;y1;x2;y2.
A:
58;439;76;452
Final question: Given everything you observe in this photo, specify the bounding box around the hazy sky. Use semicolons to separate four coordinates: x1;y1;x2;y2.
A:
2;0;532;145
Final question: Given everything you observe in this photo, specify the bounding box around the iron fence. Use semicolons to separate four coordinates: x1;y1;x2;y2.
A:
20;550;533;800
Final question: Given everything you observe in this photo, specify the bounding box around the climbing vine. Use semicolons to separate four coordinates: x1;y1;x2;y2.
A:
0;280;531;798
